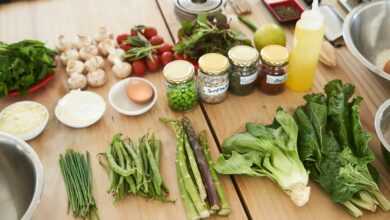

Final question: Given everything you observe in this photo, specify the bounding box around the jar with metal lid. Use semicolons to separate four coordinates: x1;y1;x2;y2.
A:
198;53;230;104
228;45;260;96
259;45;289;95
163;60;198;111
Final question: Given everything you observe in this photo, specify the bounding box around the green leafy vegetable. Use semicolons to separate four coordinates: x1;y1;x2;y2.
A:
215;108;310;207
0;40;56;97
174;13;251;59
295;80;390;217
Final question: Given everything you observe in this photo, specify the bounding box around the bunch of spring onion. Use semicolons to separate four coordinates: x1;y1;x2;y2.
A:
99;133;170;202
59;149;99;220
162;117;231;219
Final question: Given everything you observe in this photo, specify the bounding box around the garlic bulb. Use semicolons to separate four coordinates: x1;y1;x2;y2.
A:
75;35;93;49
67;73;87;90
107;48;125;64
112;60;132;79
98;38;116;57
87;69;106;87
85;56;105;72
66;60;85;75
60;49;79;65
79;45;99;61
94;26;112;43
56;35;73;52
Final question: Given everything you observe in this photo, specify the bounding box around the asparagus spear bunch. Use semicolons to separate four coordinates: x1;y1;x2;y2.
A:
161;117;231;219
59;149;99;220
99;133;170;202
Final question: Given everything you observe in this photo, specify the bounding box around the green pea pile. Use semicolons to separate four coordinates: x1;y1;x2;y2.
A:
167;80;198;111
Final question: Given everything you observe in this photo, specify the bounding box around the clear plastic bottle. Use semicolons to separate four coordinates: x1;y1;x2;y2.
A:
286;0;324;92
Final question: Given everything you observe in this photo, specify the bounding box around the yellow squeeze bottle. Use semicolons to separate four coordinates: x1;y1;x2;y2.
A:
286;0;324;92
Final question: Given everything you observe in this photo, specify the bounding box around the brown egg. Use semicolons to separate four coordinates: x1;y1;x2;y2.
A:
384;60;390;74
126;80;154;104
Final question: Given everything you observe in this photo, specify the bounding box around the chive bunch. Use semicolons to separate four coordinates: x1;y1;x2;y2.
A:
59;149;99;220
99;133;170;202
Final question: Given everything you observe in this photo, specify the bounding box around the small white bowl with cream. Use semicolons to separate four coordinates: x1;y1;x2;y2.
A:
55;90;106;128
0;101;49;141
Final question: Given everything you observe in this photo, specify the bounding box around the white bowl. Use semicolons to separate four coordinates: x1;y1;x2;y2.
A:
108;77;157;116
55;90;106;128
0;101;49;141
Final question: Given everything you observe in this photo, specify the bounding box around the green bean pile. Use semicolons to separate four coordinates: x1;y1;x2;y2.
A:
59;149;99;220
99;133;170;202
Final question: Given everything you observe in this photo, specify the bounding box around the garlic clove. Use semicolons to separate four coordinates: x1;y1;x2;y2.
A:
87;69;106;87
94;26;112;43
85;56;105;72
79;45;99;61
67;73;87;90
66;60;85;75
112;60;132;79
60;49;79;65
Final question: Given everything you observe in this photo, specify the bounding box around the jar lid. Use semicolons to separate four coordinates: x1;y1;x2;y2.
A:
198;53;230;75
228;45;259;66
260;45;289;66
163;60;195;83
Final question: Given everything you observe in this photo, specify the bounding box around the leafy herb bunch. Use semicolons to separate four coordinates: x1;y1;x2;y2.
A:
174;13;251;59
0;40;56;97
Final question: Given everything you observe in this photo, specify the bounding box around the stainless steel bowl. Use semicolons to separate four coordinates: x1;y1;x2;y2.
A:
0;132;44;220
343;1;390;81
375;99;390;165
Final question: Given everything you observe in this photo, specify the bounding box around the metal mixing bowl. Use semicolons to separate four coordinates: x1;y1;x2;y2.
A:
375;99;390;166
343;1;390;81
0;132;44;220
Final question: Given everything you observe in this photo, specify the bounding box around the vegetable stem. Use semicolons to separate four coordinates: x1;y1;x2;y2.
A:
238;16;258;32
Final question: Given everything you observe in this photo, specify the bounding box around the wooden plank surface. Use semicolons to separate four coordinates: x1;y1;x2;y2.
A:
0;1;247;219
156;0;390;219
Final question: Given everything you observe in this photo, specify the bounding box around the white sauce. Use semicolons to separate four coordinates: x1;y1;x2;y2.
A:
0;101;48;138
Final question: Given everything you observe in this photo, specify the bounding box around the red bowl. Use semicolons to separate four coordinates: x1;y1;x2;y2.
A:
8;74;55;97
262;0;304;23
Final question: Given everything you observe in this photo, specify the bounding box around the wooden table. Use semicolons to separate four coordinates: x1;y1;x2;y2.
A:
0;0;389;220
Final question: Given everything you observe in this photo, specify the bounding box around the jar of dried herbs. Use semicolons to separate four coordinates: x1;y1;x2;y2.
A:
228;45;259;96
163;60;198;111
197;53;230;104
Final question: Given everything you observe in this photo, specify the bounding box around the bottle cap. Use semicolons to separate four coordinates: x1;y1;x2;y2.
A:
163;60;194;83
228;45;259;67
199;53;230;75
260;45;289;66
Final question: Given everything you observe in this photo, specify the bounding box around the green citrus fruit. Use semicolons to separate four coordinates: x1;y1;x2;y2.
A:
254;24;286;51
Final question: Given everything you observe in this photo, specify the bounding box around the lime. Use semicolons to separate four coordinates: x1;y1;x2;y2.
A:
253;24;286;51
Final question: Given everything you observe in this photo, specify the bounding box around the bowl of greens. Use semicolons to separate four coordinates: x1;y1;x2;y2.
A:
0;40;56;98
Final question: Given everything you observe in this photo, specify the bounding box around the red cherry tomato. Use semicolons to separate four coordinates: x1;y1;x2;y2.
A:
116;33;129;45
157;43;173;54
160;51;174;66
130;29;137;36
149;35;164;45
174;53;185;60
120;44;132;51
132;60;146;76
143;27;158;39
146;55;161;72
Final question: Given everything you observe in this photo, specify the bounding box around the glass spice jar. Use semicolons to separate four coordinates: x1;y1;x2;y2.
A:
198;53;230;104
163;60;198;111
228;45;259;96
259;45;289;95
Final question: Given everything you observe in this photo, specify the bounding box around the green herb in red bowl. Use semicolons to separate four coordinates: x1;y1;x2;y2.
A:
0;40;56;98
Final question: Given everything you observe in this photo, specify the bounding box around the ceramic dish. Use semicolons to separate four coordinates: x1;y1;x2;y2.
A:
55;90;106;128
109;77;157;116
0;101;49;141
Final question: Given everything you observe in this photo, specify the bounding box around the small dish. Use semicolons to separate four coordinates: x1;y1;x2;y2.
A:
109;77;157;116
0;101;49;141
8;74;55;97
262;0;304;23
55;90;106;128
